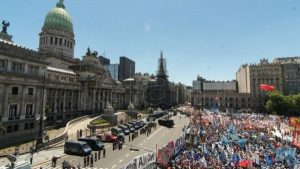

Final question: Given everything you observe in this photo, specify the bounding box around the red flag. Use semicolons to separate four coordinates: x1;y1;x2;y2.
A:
260;84;275;91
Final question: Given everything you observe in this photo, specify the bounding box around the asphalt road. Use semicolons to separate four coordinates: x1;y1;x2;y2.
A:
33;114;189;169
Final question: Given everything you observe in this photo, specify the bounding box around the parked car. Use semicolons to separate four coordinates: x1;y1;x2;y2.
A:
96;133;118;142
129;121;140;130
118;125;130;135
111;127;125;137
124;123;135;133
64;140;92;156
78;137;104;151
137;120;145;128
158;119;174;128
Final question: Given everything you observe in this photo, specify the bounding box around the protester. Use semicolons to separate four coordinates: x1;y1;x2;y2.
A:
167;109;300;168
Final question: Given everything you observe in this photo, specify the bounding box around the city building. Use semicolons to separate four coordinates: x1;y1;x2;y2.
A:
123;73;152;109
145;52;172;109
282;63;300;95
236;65;250;93
249;59;283;112
0;31;48;147
118;56;135;81
192;76;205;91
0;0;125;147
273;57;300;95
98;56;110;65
191;76;251;112
105;64;119;81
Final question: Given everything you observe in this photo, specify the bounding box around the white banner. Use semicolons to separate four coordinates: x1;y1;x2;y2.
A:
174;136;184;156
119;152;156;169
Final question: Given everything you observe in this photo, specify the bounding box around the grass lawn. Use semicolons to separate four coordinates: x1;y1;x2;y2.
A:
90;119;110;125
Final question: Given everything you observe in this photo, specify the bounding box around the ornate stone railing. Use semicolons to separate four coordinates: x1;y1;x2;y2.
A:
41;115;90;148
87;115;111;130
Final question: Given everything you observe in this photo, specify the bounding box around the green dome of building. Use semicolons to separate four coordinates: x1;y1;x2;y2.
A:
43;0;73;33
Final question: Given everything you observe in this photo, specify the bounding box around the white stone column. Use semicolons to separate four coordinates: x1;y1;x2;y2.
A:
20;85;26;119
54;89;58;113
2;84;9;121
93;90;96;111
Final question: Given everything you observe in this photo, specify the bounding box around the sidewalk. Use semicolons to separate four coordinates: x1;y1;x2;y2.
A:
0;146;65;167
0;127;65;158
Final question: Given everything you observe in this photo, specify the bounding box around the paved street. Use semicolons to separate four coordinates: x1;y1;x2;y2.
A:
32;114;189;169
0;116;95;168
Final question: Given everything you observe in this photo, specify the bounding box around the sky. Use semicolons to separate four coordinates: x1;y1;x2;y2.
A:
2;0;300;86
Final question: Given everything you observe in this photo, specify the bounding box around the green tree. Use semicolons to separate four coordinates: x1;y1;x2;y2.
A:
295;94;300;112
265;91;289;115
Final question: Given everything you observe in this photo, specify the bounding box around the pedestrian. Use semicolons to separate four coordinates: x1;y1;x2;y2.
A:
77;162;81;169
98;150;101;159
103;148;106;158
30;156;33;164
132;133;134;140
129;134;131;142
87;156;90;166
90;154;93;167
83;157;87;167
94;152;97;161
80;129;82;137
119;139;122;150
51;156;59;167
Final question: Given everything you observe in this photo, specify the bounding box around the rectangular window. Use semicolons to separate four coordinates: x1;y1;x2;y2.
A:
7;126;12;133
68;102;71;109
9;105;18;119
26;104;33;116
29;123;34;129
11;62;24;72
13;125;19;132
24;123;29;130
28;65;39;75
50;37;53;44
55;37;58;45
12;87;18;95
28;88;33;95
0;59;5;69
59;38;62;45
64;39;67;46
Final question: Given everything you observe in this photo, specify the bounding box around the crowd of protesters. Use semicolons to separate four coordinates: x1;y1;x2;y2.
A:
168;110;300;169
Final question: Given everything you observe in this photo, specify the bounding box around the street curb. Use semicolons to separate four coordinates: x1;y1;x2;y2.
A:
31;154;67;167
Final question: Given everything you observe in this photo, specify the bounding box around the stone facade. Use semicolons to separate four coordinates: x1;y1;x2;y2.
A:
0;40;48;147
0;0;126;148
191;76;250;111
236;65;250;93
191;90;251;112
249;59;283;112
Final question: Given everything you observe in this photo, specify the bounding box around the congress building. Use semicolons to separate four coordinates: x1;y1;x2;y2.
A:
0;0;125;148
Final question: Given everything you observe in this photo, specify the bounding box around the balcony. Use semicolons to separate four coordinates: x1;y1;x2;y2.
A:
8;116;20;121
25;115;35;119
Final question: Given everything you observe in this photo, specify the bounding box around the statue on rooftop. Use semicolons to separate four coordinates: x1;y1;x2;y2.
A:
92;51;98;57
86;47;91;56
2;21;10;34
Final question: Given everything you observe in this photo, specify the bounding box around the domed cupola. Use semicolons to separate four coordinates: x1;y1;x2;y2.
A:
39;0;75;59
43;0;73;33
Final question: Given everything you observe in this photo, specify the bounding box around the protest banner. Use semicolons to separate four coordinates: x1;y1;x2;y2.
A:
119;152;156;169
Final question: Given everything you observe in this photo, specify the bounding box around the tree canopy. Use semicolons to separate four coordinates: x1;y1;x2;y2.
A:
265;91;300;116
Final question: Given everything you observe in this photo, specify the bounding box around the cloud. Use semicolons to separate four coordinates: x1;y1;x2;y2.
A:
144;23;151;32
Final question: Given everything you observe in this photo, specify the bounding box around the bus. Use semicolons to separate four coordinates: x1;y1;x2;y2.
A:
146;111;168;121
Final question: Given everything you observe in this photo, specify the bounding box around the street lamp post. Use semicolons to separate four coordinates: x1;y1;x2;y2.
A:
37;68;47;146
